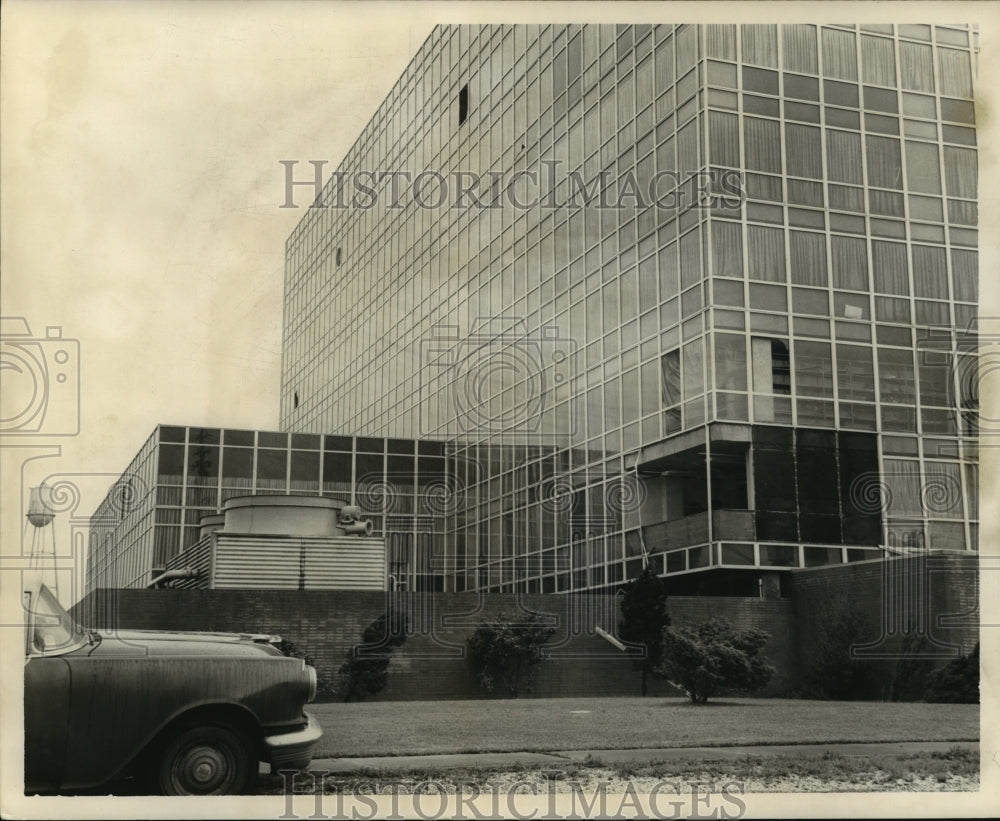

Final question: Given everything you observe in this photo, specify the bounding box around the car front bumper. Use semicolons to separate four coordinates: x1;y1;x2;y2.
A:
264;711;323;771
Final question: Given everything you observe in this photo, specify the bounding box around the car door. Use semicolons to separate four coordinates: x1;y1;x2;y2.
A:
24;648;72;790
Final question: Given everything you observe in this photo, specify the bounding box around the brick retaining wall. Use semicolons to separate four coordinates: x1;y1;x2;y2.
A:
72;553;977;701
73;589;795;699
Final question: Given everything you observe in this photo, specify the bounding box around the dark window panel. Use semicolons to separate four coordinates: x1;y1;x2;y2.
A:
189;428;220;445
940;98;975;125
290;451;320;484
256;449;287;482
258;431;288;448
800;514;842;543
754;448;796;511
355;437;385;453
784;72;819;101
756;511;798;541
743;66;779;94
221;447;252;480
325;435;353;451
223;429;255;446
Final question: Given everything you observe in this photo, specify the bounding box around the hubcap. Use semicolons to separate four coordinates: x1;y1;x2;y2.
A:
176;743;232;792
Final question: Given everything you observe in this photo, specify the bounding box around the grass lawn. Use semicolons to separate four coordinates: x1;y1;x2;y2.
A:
309;697;979;758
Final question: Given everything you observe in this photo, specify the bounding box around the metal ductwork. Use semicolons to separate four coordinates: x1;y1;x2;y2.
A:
147;567;199;589
338;505;373;536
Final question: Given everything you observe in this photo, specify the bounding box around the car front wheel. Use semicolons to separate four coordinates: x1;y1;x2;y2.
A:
157;722;257;795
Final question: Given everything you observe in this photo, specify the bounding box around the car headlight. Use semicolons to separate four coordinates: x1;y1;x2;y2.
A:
306;664;317;703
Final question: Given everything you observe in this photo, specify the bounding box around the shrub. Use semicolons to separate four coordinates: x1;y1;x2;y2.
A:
275;637;337;699
800;601;884;700
887;632;938;702
466;613;556;697
275;637;314;666
801;602;964;702
658;618;774;703
925;643;979;703
339;610;408;702
618;566;671;696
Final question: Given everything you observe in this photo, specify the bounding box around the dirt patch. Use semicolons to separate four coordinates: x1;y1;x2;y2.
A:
263;756;979;795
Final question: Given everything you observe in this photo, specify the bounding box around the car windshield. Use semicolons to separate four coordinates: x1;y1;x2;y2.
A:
29;584;86;654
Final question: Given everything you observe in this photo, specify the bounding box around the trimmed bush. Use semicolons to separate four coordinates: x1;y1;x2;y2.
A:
275;637;337;699
339;611;408;702
659;618;774;703
466;613;556;698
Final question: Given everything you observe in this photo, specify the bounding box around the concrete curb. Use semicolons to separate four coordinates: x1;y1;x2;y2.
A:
310;741;978;775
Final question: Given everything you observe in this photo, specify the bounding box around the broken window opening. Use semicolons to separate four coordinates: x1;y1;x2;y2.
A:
771;339;791;395
751;337;792;396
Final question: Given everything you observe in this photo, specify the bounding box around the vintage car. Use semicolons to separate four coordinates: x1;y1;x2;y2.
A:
23;580;322;795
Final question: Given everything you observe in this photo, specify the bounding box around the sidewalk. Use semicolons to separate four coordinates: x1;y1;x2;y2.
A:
310;741;978;775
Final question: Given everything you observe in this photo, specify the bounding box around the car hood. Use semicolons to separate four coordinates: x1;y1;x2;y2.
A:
83;629;286;658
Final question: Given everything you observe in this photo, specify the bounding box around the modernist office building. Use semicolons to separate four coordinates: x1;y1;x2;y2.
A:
279;24;978;595
92;24;978;596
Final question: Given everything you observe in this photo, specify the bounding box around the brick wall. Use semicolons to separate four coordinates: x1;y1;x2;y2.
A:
787;553;979;657
73;589;795;699
72;553;975;701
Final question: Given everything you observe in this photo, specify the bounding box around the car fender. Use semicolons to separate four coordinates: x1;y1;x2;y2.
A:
57;656;307;789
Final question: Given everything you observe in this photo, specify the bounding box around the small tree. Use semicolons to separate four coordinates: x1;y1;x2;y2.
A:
339;611;408;702
466;613;555;698
618;566;671;696
925;642;979;704
659;618;774;703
